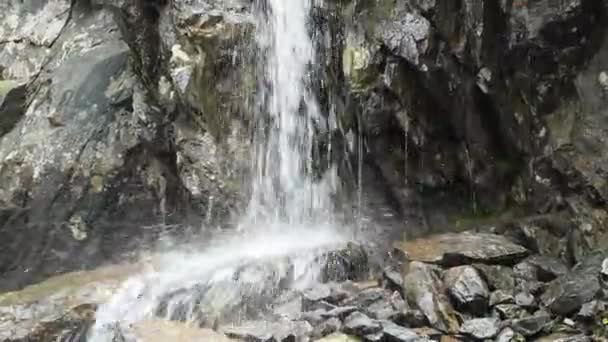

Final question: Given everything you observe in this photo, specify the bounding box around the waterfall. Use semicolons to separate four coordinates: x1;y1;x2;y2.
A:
87;1;345;339
245;0;337;226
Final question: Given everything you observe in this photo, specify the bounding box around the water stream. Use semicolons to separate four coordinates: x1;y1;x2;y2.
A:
88;0;346;339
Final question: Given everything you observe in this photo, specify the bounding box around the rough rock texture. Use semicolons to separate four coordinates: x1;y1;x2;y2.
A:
402;262;459;333
0;0;253;292
443;265;489;315
394;233;528;266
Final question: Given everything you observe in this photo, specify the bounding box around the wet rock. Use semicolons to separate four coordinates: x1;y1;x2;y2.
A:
320;243;369;282
380;320;428;342
459;317;500;340
303;284;333;308
444;265;489;315
489;290;514;306
273;292;303;319
342;311;382;336
394;233;528;267
313;317;342;339
0;263;139;341
403;262;459;333
473;264;516;291
511;311;553;337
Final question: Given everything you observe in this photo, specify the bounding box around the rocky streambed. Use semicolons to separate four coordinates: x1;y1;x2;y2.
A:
3;228;608;341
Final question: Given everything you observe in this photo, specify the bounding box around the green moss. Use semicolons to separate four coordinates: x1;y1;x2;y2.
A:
342;44;377;92
452;205;525;231
0;80;20;99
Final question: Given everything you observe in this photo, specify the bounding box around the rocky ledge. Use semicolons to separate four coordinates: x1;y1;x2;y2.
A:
3;230;608;341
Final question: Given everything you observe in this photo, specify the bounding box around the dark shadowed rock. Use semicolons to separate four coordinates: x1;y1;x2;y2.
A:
313;317;341;339
541;272;600;315
444;266;489;315
403;262;459;333
524;255;569;282
511;311;553;337
392;309;429;329
343;311;382;336
384;266;404;291
320;243;369;282
472;264;516;291
394;233;528;266
459;317;500;340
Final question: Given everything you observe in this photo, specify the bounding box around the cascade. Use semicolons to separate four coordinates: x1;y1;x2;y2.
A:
88;0;345;339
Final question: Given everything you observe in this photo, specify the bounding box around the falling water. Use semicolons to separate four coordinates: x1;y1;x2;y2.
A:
88;1;344;339
245;0;337;226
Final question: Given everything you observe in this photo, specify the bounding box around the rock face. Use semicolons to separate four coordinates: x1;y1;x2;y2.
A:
0;0;251;291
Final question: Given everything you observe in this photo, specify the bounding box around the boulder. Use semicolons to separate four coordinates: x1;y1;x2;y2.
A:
541;271;600;315
394;233;528;267
443;266;489;315
403;262;459;333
